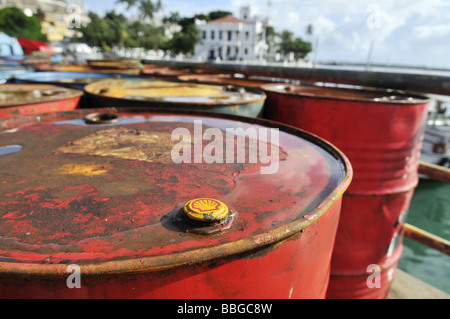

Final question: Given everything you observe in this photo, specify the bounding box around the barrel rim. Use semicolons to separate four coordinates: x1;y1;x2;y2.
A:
83;78;267;107
0;84;83;108
13;71;140;81
261;83;432;104
0;107;353;277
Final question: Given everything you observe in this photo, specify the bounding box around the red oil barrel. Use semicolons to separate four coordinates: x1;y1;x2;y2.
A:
84;79;267;117
261;84;431;299
0;84;83;118
0;108;352;298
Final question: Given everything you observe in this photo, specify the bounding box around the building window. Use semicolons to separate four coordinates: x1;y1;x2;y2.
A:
211;30;215;40
245;31;249;40
227;31;232;41
244;48;248;55
236;47;239;55
202;31;206;39
219;31;222;40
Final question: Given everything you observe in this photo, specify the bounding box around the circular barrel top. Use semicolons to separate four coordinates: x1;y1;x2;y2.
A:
0;109;351;274
84;78;267;106
262;83;431;104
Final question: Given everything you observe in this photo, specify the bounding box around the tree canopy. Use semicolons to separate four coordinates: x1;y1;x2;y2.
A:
78;11;167;51
116;0;162;20
278;30;312;59
0;7;47;42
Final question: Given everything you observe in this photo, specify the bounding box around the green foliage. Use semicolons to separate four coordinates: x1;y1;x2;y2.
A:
167;23;200;54
161;10;230;55
278;30;312;59
208;10;232;21
77;3;311;59
264;25;276;52
129;21;168;50
78;11;168;50
116;0;162;20
0;7;47;42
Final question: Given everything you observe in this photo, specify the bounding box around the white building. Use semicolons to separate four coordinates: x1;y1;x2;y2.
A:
194;6;268;62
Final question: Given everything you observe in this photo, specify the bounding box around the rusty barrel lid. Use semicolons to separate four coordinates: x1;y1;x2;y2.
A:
178;73;276;88
0;108;352;276
0;84;83;107
87;58;142;70
261;83;431;104
84;78;266;109
141;67;192;78
35;64;141;75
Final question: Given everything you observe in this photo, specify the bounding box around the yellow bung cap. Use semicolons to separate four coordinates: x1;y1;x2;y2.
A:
184;198;229;222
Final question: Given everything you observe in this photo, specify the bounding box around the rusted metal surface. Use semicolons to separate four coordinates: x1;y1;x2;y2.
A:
87;58;142;70
35;64;141;75
178;73;279;88
84;79;267;117
261;83;430;299
13;71;139;90
141;67;197;79
0;108;352;298
141;65;220;79
0;84;83;118
418;161;450;183
403;223;450;256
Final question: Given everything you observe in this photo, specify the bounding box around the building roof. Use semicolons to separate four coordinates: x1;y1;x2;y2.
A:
209;15;245;24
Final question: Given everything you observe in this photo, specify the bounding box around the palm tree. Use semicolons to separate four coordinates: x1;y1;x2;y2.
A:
116;0;162;21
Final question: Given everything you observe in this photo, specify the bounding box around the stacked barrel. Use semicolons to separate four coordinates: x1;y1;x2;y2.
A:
0;59;353;299
261;84;430;298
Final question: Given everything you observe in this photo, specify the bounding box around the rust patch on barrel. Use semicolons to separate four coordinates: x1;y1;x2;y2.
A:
54;163;110;176
58;127;176;163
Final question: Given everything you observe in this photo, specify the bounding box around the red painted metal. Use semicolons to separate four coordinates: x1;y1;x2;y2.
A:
0;108;352;298
261;84;430;298
0;84;83;118
17;38;55;55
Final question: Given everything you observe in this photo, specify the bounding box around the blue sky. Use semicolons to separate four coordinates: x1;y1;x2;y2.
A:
84;0;450;69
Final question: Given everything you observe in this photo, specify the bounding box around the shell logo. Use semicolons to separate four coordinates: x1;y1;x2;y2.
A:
184;198;229;222
190;199;221;213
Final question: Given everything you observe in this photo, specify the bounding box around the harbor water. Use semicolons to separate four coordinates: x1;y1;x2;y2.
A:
398;178;450;294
